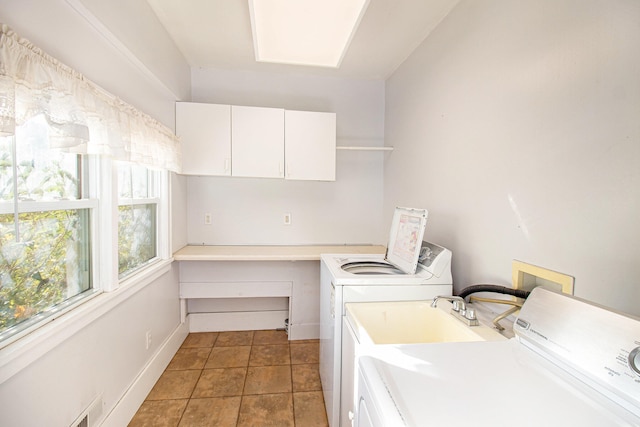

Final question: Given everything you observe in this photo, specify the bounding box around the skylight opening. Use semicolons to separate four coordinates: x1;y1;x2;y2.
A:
249;0;370;68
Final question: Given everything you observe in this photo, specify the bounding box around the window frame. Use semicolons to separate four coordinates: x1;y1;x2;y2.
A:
116;161;164;280
0;143;172;350
0;136;99;347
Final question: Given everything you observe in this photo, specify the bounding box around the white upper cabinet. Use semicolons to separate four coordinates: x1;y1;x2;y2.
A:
177;102;337;180
232;105;285;179
285;110;336;181
176;102;231;176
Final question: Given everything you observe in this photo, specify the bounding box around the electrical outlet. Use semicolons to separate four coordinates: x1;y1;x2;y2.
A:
204;213;212;225
145;330;152;350
283;213;292;225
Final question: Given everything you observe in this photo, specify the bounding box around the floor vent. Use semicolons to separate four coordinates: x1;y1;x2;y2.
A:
70;394;103;427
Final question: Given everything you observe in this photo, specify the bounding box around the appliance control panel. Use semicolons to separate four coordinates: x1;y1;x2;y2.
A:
515;288;640;414
418;241;452;277
628;347;640;376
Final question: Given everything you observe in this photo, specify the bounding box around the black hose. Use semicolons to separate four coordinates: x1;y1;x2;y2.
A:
457;284;531;300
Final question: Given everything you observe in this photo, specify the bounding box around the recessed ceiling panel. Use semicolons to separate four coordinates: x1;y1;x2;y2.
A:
248;0;369;68
146;0;460;79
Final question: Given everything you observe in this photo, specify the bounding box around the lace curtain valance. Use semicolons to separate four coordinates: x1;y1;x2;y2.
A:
0;24;181;172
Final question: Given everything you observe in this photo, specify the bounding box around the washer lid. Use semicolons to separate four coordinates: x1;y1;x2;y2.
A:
514;287;640;415
360;340;640;427
385;207;428;274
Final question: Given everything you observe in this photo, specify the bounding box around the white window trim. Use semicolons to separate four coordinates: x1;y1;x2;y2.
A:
0;151;98;347
115;164;169;282
119;197;161;206
0;199;98;215
157;170;171;260
0;22;179;379
0;155;172;355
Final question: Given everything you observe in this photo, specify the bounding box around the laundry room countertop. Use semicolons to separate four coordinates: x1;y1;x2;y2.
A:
173;245;387;261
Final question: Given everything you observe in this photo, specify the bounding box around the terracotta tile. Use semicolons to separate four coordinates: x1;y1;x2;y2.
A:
253;329;289;345
237;393;294;427
178;397;241;427
215;331;255;347
147;370;201;400
249;344;291;366
167;348;211;370
293;391;329;427
292;364;321;392
290;342;319;364
132;330;327;426
244;365;292;395
181;332;218;348
128;399;187;427
205;346;251;369
192;368;246;398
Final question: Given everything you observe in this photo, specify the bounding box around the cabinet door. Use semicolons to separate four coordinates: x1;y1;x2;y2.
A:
285;110;336;181
175;102;231;176
232;105;284;178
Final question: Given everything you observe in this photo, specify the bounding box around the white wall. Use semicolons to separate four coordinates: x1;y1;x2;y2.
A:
187;68;387;245
384;0;640;315
72;0;190;102
0;0;189;127
0;1;190;425
171;173;189;251
0;267;183;427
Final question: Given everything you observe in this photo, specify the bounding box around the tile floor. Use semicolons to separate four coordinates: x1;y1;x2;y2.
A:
128;330;329;427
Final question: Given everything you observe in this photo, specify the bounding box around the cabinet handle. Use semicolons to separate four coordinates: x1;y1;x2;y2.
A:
279;161;284;177
224;158;230;173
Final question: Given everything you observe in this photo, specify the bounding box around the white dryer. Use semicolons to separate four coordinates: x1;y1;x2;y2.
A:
355;288;640;426
319;207;453;427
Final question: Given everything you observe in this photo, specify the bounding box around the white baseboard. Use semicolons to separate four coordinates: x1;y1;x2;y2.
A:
288;323;320;340
188;311;288;332
187;313;318;341
99;321;189;427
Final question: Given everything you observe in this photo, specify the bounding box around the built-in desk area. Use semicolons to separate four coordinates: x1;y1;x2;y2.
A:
174;245;386;340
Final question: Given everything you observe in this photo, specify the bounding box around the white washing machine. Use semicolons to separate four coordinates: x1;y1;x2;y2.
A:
319;206;453;427
355;287;640;426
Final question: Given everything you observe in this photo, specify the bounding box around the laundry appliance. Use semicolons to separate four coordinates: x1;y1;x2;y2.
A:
356;287;640;426
319;207;453;427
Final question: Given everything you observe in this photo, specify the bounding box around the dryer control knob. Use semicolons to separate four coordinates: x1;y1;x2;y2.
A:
629;347;640;376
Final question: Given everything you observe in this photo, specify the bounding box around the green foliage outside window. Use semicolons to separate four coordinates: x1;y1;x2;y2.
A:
117;162;158;277
118;203;156;276
0;124;161;340
0;209;89;331
0;123;91;338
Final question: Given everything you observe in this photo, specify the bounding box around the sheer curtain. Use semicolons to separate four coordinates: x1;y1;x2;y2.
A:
0;24;181;172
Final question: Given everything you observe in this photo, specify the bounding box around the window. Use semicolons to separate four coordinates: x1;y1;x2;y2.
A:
0;116;95;343
0;25;179;349
0;120;171;346
117;163;160;277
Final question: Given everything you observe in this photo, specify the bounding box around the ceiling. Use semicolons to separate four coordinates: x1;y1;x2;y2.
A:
146;0;460;80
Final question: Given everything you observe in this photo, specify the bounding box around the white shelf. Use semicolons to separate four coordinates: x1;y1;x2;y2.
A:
336;146;394;151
